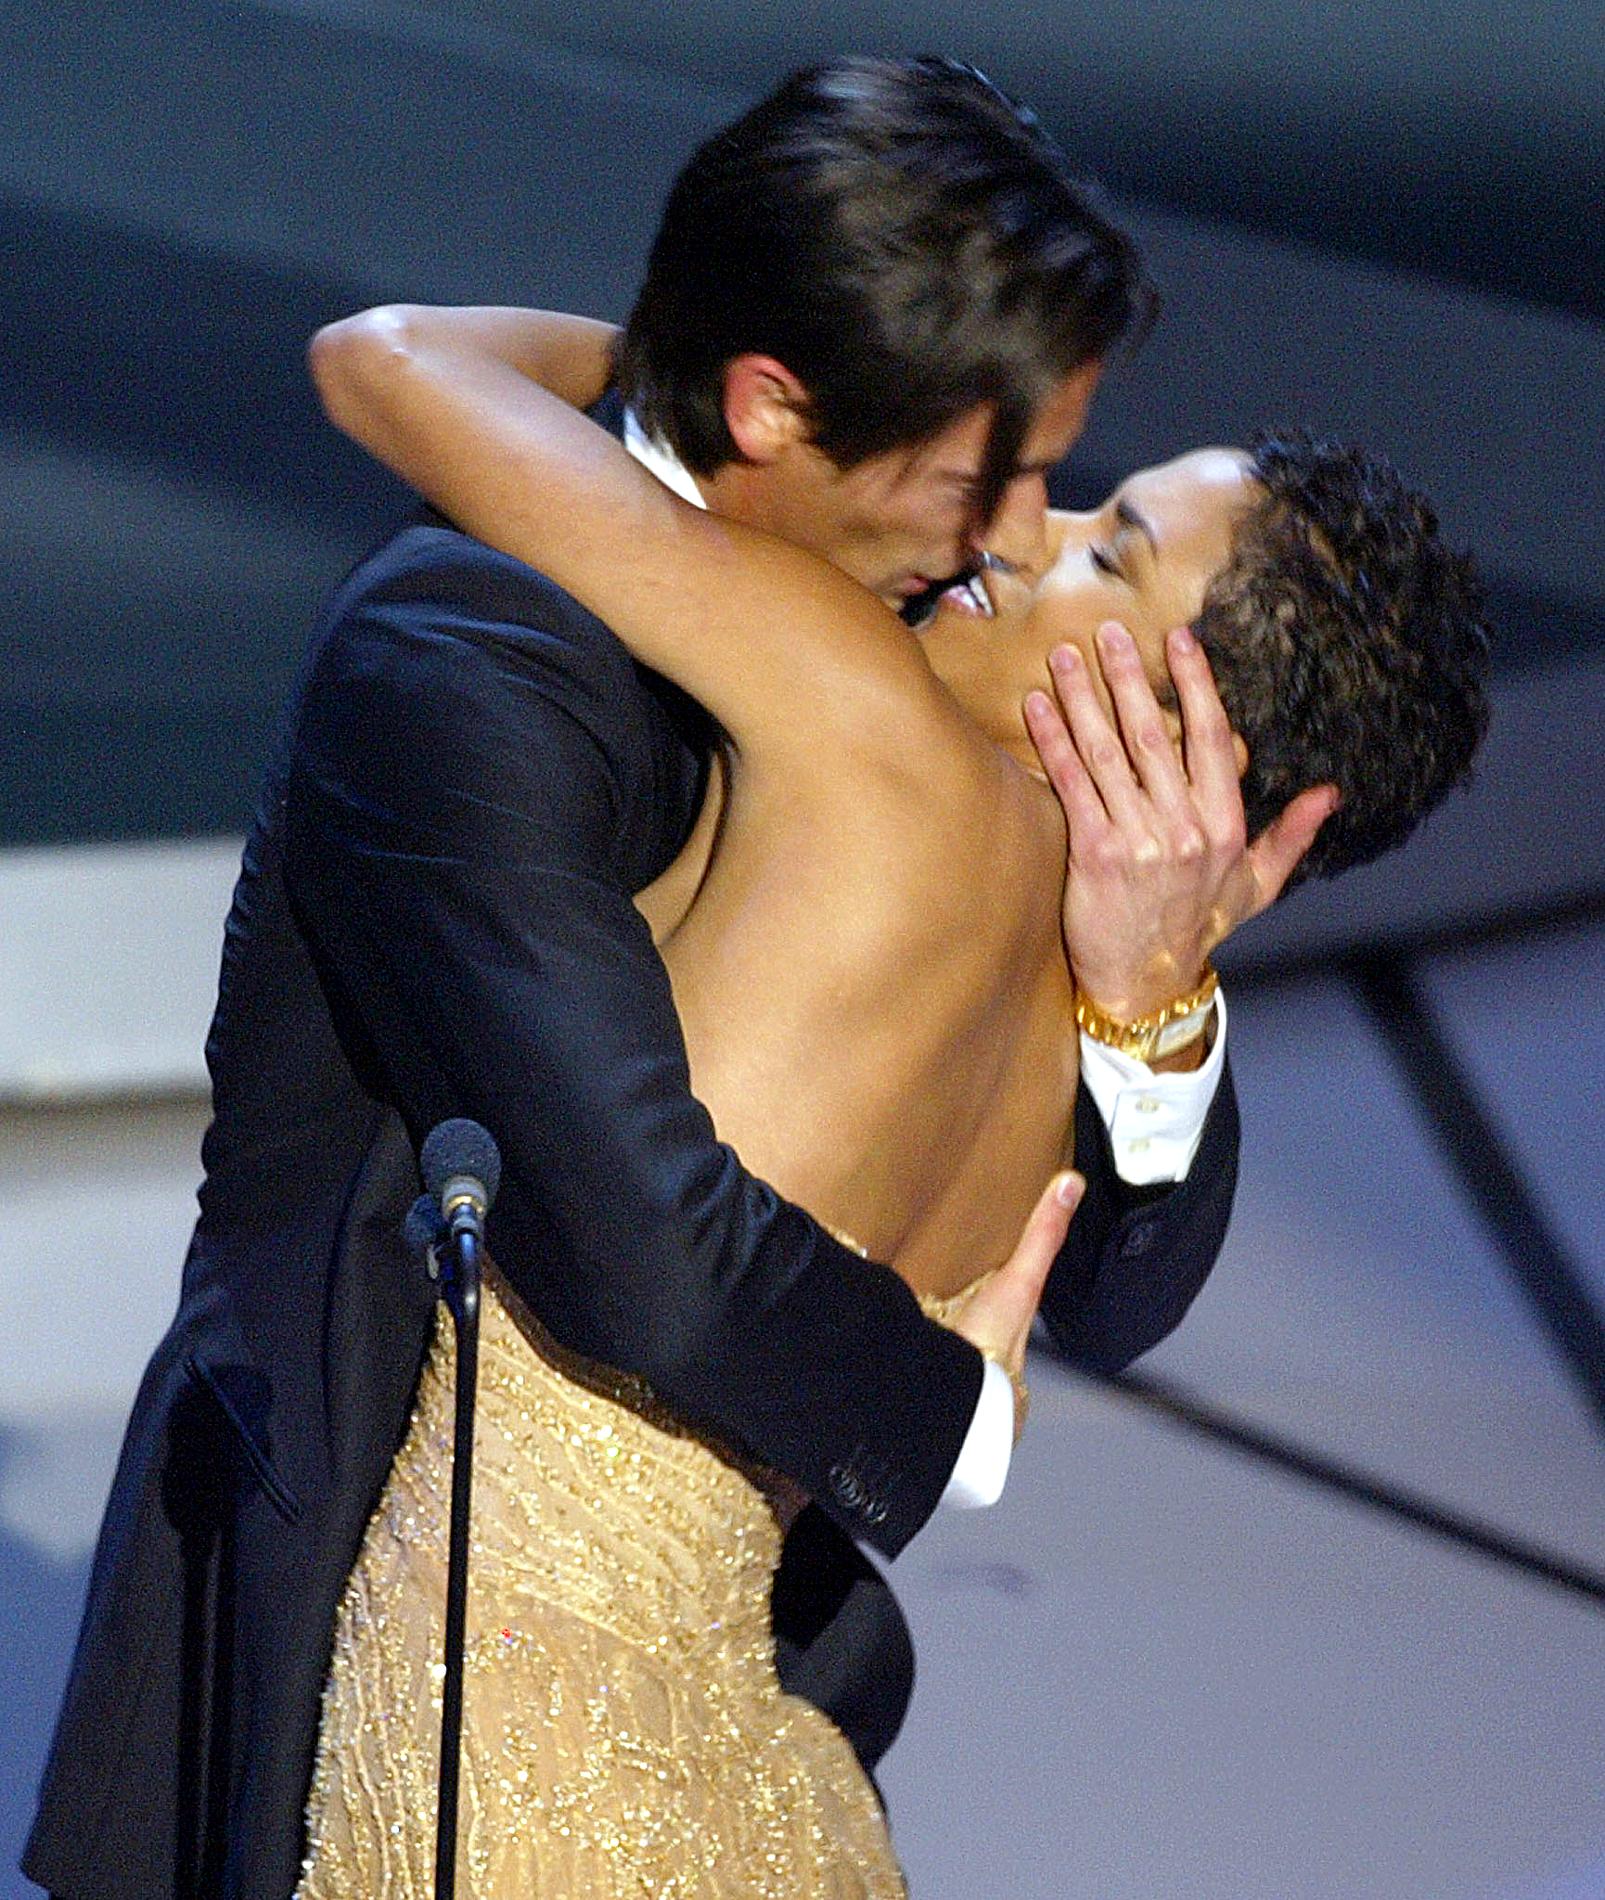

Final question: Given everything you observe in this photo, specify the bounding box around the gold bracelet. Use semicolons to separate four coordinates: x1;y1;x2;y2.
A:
1074;965;1220;1063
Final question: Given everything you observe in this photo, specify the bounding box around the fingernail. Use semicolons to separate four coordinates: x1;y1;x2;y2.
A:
1170;624;1196;654
1097;624;1132;654
1050;643;1081;672
1054;1171;1083;1208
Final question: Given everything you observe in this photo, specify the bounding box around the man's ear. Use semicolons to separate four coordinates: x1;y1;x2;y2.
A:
722;354;814;465
1231;729;1250;779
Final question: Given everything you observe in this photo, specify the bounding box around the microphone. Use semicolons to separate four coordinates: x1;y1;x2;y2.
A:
420;1117;503;1245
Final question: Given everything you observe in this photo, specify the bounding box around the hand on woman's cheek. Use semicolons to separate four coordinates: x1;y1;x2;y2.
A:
1026;622;1328;1027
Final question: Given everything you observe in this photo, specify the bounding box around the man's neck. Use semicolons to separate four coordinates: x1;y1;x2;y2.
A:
691;459;788;536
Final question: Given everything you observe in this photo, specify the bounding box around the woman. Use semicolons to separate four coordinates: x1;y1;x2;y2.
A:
295;309;1488;1897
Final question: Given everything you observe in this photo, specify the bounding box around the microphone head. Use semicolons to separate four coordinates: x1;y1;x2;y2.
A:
420;1117;503;1209
403;1193;448;1261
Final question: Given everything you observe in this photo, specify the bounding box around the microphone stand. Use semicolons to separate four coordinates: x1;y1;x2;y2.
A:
415;1117;501;1900
433;1212;480;1900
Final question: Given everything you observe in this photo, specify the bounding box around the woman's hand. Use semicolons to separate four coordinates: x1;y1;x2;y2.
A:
947;1171;1083;1441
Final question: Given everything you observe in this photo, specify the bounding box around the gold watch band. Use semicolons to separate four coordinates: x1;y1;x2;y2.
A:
1074;965;1220;1063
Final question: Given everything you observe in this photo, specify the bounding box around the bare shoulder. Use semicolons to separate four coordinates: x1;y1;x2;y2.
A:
731;593;995;808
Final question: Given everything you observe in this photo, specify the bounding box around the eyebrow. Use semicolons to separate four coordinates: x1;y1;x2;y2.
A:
1116;495;1158;557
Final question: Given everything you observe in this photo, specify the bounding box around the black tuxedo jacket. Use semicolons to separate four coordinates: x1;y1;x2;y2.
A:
24;497;1236;1900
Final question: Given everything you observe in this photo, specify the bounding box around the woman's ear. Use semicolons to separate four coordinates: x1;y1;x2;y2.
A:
722;355;814;465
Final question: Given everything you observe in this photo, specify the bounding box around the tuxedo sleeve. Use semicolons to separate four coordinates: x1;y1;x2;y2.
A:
1038;1060;1239;1372
280;527;981;1556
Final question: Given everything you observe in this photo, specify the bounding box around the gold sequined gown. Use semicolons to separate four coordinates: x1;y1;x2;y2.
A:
295;1266;907;1898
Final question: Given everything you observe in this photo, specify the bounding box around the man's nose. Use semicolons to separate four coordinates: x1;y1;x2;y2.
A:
971;471;1050;576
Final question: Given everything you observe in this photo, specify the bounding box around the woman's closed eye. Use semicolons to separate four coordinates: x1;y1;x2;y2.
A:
1088;541;1125;581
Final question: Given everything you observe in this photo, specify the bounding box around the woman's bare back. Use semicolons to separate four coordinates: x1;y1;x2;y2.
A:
637;729;1080;1301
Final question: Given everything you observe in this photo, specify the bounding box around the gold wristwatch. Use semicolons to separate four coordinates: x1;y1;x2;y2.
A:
1074;966;1220;1063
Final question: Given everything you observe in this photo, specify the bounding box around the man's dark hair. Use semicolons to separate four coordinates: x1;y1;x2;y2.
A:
1198;432;1492;888
615;55;1156;520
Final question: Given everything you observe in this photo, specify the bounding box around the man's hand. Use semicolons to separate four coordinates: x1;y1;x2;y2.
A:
947;1171;1083;1439
1023;622;1337;1025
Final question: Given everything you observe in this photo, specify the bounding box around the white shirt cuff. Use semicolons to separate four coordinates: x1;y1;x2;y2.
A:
939;1357;1015;1510
1077;987;1229;1186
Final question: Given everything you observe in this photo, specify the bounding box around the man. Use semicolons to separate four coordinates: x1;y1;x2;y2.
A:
25;58;1312;1900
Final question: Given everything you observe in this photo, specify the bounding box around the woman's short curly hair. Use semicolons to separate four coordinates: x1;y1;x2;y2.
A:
1195;432;1492;888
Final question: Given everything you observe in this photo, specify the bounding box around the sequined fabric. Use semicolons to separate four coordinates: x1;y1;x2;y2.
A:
296;1269;906;1898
